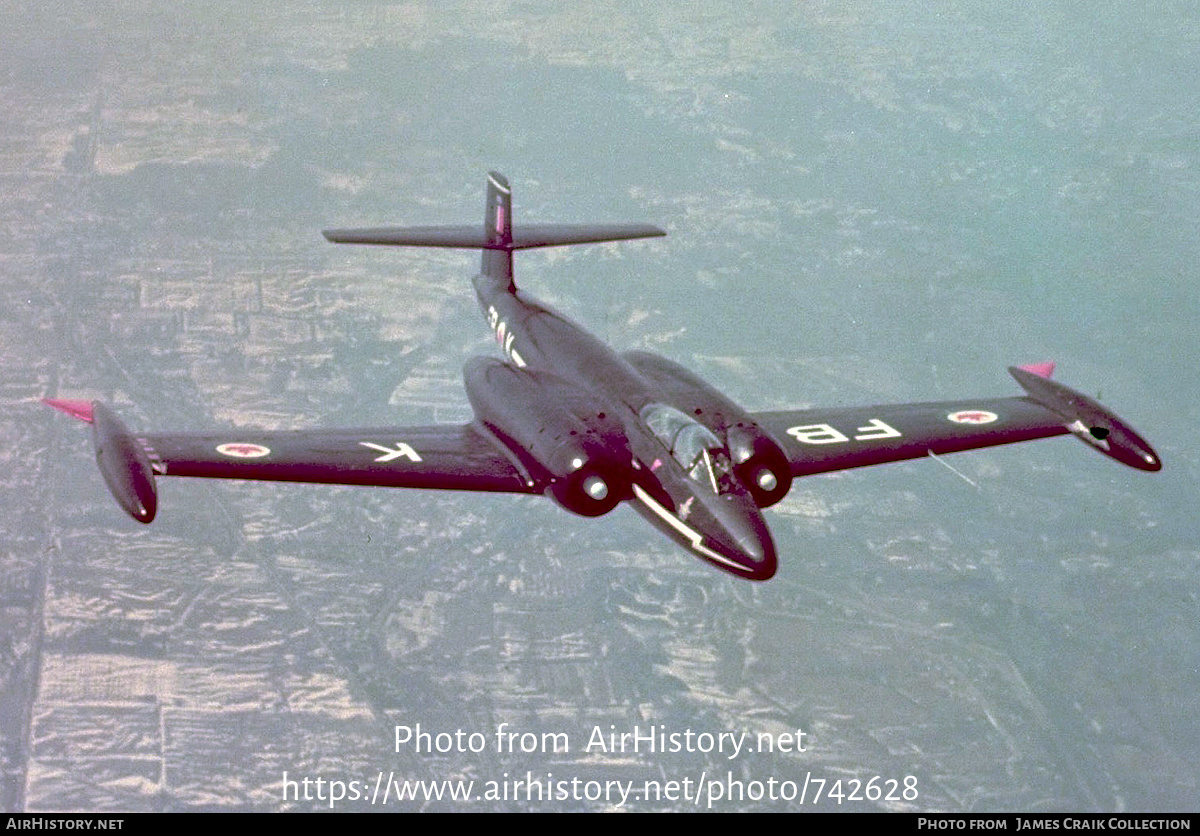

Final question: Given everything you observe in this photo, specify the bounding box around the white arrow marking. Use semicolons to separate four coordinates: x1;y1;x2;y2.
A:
360;441;423;463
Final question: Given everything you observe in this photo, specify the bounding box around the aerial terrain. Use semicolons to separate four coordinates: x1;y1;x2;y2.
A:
2;0;1197;812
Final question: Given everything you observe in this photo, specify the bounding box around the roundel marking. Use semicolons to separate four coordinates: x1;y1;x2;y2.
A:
947;410;999;425
216;442;271;458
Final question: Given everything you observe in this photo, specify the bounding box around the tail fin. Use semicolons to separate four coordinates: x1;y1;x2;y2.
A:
485;171;513;248
323;172;665;290
482;171;514;288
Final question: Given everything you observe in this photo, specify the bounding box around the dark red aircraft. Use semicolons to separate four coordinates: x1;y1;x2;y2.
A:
45;173;1161;580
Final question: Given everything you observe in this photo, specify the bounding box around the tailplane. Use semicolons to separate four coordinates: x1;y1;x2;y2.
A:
323;172;665;290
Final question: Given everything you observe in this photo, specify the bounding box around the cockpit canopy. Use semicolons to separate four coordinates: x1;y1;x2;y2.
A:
640;402;738;494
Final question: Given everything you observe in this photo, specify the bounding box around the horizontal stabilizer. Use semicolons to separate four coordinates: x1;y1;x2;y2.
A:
324;225;490;248
509;223;666;249
322;223;665;250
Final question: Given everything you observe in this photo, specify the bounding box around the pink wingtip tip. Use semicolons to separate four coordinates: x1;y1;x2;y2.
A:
42;398;95;423
1019;362;1056;379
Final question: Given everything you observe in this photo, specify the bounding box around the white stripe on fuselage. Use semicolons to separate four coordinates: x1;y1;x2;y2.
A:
631;484;746;572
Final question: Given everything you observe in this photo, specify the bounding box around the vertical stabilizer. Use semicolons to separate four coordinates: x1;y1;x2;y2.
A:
482;171;514;290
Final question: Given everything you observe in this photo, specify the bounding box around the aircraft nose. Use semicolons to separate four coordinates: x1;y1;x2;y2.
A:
735;526;778;581
707;512;777;581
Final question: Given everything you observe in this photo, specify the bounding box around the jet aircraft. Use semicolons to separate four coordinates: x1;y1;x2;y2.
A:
44;172;1161;580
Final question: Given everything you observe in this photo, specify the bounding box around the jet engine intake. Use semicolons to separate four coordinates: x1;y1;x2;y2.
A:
464;356;631;516
726;424;793;508
544;438;627;517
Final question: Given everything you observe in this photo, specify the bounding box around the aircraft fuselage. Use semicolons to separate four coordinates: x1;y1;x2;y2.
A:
469;267;779;580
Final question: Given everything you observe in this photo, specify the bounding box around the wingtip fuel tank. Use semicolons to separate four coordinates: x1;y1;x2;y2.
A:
1008;365;1161;472
45;399;159;522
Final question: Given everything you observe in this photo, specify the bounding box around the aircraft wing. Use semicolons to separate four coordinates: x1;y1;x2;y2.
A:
140;424;542;492
753;365;1161;477
43;398;544;523
752;396;1070;477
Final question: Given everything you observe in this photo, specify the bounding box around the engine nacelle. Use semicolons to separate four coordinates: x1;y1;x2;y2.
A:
725;424;793;508
543;438;628;517
464;357;630;516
